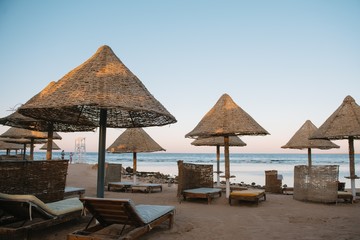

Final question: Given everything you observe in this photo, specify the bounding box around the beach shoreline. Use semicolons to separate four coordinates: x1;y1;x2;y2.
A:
34;163;360;240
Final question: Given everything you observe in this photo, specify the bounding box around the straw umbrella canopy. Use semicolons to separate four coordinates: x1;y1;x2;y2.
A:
282;120;339;166
0;127;61;160
0;82;96;160
191;136;246;187
18;45;177;197
40;141;61;150
311;95;360;198
0;140;23;150
107;128;165;184
0;140;23;155
186;94;269;198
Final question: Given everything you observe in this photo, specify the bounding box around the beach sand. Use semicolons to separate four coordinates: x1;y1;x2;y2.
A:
36;163;360;240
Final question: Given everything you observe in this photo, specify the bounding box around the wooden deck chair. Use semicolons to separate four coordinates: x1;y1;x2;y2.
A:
68;197;175;240
0;192;83;239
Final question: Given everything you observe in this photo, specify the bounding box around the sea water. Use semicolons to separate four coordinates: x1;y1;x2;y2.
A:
20;151;359;188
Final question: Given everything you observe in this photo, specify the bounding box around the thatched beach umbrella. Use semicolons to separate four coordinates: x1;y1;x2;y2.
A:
0;127;61;160
282;120;339;166
186;94;269;198
40;141;61;150
0;140;23;150
107;128;165;184
0;140;23;155
311;95;360;198
0;82;96;160
191;136;246;187
18;45;176;197
0;137;46;160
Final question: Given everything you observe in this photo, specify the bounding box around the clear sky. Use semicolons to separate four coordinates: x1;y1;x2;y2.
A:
0;0;359;154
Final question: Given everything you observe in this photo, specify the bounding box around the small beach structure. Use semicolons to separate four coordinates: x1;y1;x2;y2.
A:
40;141;61;151
282;120;339;166
311;95;360;198
191;136;246;187
185;94;269;198
0;127;61;160
107;128;165;184
18;45;177;197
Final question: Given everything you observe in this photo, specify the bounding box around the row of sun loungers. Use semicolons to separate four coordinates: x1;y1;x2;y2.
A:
1;187;355;239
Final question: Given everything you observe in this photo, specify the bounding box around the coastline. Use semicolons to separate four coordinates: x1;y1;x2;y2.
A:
3;151;358;188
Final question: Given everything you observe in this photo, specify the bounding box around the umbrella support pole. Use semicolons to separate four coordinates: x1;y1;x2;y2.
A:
224;136;230;198
348;137;356;198
46;125;54;160
216;145;220;187
133;152;137;184
97;109;107;198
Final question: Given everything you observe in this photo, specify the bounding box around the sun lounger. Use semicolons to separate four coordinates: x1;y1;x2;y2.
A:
131;183;162;193
108;182;162;193
64;186;86;198
337;191;353;203
0;192;82;239
182;187;222;204
282;187;294;195
108;181;135;192
68;197;175;240
229;189;266;205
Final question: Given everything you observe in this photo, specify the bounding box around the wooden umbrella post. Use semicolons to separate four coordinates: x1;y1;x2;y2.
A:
46;124;54;160
224;136;230;198
348;136;356;197
30;138;34;160
133;152;137;184
307;148;312;167
22;143;26;160
216;145;220;187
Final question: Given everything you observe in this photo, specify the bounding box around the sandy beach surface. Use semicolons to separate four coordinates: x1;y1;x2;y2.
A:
35;163;360;240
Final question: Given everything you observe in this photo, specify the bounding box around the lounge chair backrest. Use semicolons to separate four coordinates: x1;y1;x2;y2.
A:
0;192;56;219
80;197;145;227
0;192;83;220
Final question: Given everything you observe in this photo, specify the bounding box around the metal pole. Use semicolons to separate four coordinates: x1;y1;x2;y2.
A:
97;109;107;198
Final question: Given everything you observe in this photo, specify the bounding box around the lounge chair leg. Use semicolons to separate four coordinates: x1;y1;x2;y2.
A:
169;214;174;229
85;215;96;230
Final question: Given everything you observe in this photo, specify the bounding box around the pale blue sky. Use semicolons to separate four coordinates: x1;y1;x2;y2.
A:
0;0;359;153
